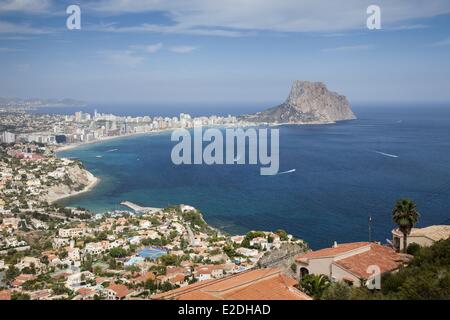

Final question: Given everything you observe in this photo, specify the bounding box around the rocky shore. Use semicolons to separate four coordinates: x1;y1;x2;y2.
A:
45;164;99;204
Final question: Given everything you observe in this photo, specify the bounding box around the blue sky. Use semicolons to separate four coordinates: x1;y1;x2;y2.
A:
0;0;450;105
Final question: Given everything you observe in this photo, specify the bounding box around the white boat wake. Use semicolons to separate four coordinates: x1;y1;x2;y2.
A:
95;155;103;158
105;149;118;152
374;151;399;158
277;169;296;175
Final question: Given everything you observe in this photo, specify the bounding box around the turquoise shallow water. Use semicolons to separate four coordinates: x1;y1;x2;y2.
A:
58;106;450;248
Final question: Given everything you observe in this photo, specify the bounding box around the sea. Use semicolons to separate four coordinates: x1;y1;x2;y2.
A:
42;103;450;249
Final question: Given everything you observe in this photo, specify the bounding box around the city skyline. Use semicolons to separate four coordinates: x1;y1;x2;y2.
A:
0;0;449;105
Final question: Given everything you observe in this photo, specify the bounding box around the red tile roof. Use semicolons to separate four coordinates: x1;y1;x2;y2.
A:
131;272;156;284
153;268;311;300
166;267;186;276
333;243;410;279
77;288;95;297
169;274;185;285
12;274;37;287
107;283;130;299
95;277;107;284
296;242;371;262
0;290;11;300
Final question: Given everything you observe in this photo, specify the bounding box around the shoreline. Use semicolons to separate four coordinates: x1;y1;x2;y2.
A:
54;123;257;154
48;174;100;204
55;128;174;153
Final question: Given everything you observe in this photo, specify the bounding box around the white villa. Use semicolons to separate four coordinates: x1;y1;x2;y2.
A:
392;225;450;252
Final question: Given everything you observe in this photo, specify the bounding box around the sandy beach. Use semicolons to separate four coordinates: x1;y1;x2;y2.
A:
54;123;254;153
55;129;174;153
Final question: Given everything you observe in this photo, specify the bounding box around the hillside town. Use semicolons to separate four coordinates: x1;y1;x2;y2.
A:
0;182;307;299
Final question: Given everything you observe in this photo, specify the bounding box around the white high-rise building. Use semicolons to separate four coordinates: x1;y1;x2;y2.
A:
1;131;15;144
75;111;82;122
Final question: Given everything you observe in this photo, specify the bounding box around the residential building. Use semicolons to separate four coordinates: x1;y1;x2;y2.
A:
0;290;11;300
153;268;311;300
15;256;45;273
104;283;131;300
235;247;259;257
392;225;450;252
194;265;225;281
295;242;411;287
58;227;88;238
1;131;15;144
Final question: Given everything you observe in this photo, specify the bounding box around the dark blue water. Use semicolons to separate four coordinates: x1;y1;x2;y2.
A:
57;105;450;249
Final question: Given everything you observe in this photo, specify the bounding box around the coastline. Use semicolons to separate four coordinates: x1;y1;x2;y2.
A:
47;172;100;204
52;124;256;208
55;128;174;153
54;123;258;154
52;128;180;206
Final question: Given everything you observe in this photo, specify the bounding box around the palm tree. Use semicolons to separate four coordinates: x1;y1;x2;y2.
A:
299;274;331;299
392;199;420;253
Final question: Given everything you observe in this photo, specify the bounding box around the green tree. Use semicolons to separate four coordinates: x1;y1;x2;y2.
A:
392;199;420;253
406;243;421;256
274;229;289;241
322;282;352;300
290;263;297;274
144;280;157;293
380;238;450;300
299;274;330;299
109;247;127;258
11;292;31;300
5;266;20;282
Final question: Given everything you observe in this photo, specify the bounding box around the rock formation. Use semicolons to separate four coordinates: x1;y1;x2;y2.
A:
240;81;356;124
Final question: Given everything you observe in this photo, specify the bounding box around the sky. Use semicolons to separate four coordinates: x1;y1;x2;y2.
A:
0;0;450;105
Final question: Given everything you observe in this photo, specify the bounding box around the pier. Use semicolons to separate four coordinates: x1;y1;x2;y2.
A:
120;201;161;213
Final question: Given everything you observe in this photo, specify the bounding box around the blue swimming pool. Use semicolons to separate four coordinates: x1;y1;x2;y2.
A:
138;246;167;260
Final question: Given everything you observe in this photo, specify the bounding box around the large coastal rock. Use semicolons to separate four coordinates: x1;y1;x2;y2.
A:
241;81;356;124
45;164;98;203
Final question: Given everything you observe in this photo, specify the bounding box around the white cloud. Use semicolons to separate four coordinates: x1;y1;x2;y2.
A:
129;42;163;53
169;45;197;53
322;44;371;52
388;24;430;31
89;22;251;37
99;50;145;67
433;37;450;46
144;42;163;53
0;0;51;13
0;21;52;34
88;0;450;34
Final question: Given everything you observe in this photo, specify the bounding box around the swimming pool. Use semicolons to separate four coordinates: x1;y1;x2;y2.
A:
138;246;167;260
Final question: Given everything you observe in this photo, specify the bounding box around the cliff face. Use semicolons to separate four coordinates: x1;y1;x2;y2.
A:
241;81;356;124
45;164;98;203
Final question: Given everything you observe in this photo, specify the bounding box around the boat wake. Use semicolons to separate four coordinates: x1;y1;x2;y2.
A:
105;149;118;153
374;151;399;158
95;155;103;158
277;169;296;175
